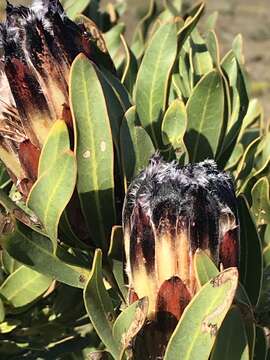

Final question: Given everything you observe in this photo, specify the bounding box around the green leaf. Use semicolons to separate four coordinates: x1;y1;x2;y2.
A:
240;159;270;200
1;250;21;274
195;249;255;358
120;106;155;188
177;3;205;42
264;225;270;245
238;195;263;306
0;299;5;323
163;0;182;15
162;99;187;157
108;226;127;299
225;143;243;171
131;0;157;59
232;34;245;65
190;29;213;83
0;266;51;308
120;35;138;95
61;0;90;20
161;99;187;159
70;54;116;251
104;23;125;61
164;267;238;360
135;21;178;147
178;46;192;100
204;11;218;32
1;220;90;289
38;120;70;177
210;306;249;360
194;249;219;287
235;137;260;181
254;326;267;360
27;150;76;252
206;30;220;69
238;99;263;141
113;298;148;357
263;244;270;267
0;319;20;334
217;53;249;167
251;177;270;226
0;161;10;189
84;249;120;359
185;69;224;162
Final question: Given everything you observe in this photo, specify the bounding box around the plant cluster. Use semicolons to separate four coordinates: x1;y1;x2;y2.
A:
0;0;269;359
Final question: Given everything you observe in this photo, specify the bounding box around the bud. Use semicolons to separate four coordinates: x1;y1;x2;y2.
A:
123;155;239;325
0;0;114;195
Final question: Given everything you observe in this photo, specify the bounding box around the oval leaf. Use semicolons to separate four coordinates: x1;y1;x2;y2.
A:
238;195;263;306
185;69;224;162
38;120;70;177
194;249;219;287
254;326;267;360
1;220;89;289
27;150;77;252
210;306;249;360
251;177;270;226
84;249;120;359
164;267;238;360
0;266;51;308
120;106;155;188
162;99;187;154
113;298;148;356
70;54;116;251
135;21;178;146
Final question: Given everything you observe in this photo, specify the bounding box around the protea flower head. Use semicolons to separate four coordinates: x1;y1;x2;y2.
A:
0;0;114;196
123;155;239;325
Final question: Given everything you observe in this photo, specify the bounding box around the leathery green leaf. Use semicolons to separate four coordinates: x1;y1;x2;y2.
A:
1;250;21;274
164;268;238;360
238;195;263;306
263;244;270;267
177;2;205;42
1;220;90;289
108;226;127;299
120;106;155;189
195;251;255;358
0;266;51;308
190;29;213;83
84;249;120;359
210;307;249;360
0;299;4;322
225;143;243;171
70;54;115;251
235;137;260;181
104;23;125;61
162;99;187;157
185;69;224;162
38;120;70;177
120;35;138;95
135;21;178;146
113;298;148;357
194;249;219;287
131;0;157;59
27;151;76;253
254;326;267;360
251;177;270;226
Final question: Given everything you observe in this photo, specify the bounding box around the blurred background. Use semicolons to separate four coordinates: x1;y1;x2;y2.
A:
0;0;270;120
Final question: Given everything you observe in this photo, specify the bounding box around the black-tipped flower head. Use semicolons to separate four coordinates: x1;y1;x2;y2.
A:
0;0;114;195
123;155;239;322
